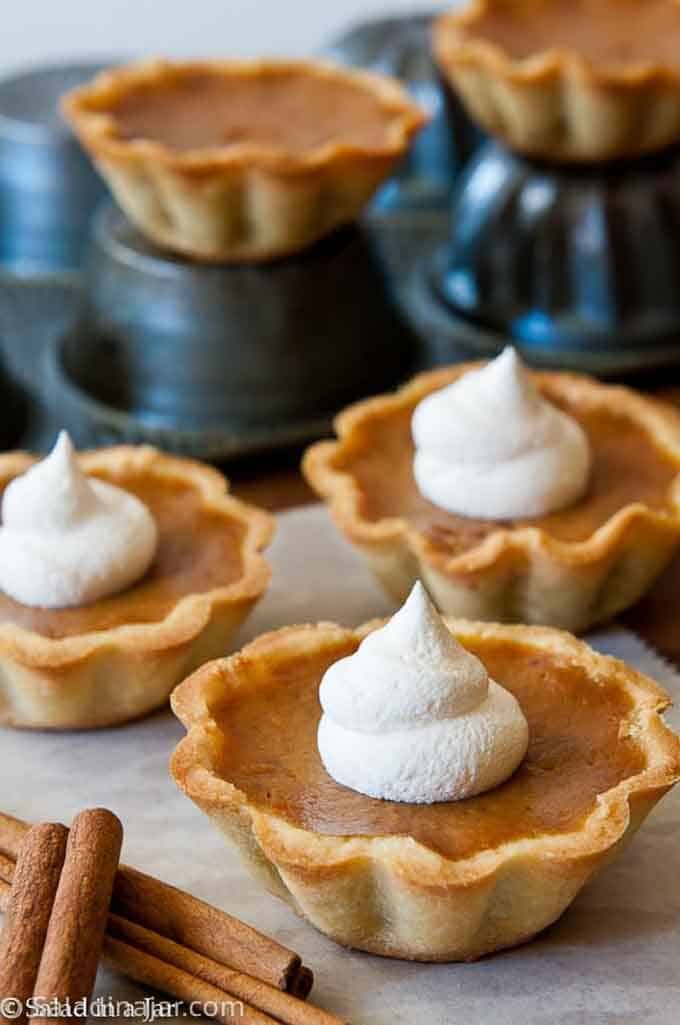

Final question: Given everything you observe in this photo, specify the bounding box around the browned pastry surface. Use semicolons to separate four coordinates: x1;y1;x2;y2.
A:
112;67;398;153
215;633;644;862
469;0;680;68
0;471;245;638
332;388;678;557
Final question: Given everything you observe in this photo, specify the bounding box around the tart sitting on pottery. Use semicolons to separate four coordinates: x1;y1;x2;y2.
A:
303;348;680;632
62;58;426;262
0;433;273;730
171;583;680;961
434;0;680;162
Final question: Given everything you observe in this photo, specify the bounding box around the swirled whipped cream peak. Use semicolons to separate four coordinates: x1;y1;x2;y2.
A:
412;346;591;519
0;431;158;609
317;581;529;804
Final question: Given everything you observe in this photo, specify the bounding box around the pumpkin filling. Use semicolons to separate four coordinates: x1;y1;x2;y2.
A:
215;631;645;862
462;0;680;70
333;385;678;557
0;470;246;636
109;68;398;154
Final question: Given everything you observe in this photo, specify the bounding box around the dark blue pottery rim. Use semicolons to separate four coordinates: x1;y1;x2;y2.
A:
0;61;117;276
43;325;333;460
0;60;117;140
405;248;680;377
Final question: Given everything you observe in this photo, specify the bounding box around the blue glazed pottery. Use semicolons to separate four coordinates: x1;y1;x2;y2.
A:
56;204;418;451
0;62;110;275
327;10;456;209
428;139;680;362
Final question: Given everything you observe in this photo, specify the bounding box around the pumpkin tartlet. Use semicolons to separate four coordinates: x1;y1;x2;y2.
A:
434;0;680;162
0;446;273;730
62;59;426;262
171;617;680;961
303;365;680;632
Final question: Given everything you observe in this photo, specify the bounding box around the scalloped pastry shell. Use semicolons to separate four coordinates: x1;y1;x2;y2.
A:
0;446;274;729
170;618;680;961
303;365;680;632
434;1;680;162
63;59;427;262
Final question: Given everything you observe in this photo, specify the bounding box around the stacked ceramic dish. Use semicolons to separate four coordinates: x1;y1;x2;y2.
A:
61;59;426;452
1;57;428;457
410;0;680;370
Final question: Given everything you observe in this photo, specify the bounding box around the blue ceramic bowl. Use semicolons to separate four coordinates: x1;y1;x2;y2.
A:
430;140;680;360
0;62;111;275
56;204;418;452
327;10;456;210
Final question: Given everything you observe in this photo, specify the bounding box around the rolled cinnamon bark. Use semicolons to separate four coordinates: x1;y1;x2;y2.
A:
107;915;341;1025
0;875;344;1025
0;855;15;883
0;813;27;861
0;824;68;1022
1;879;265;1025
30;809;123;1025
112;866;301;990
0;812;300;992
104;937;279;1025
289;968;315;1001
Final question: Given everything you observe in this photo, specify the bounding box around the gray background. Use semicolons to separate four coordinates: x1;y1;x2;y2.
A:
0;0;450;73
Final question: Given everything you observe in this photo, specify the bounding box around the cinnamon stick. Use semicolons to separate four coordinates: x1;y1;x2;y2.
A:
0;858;334;1025
104;937;279;1025
30;809;123;1025
0;812;300;992
0;855;15;883
0;880;273;1025
0;814;26;860
0;824;68;1021
106;915;342;1025
112;866;301;990
0;872;346;1025
289;968;314;1001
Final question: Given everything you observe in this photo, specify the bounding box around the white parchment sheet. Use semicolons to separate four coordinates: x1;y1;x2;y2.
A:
1;507;679;1025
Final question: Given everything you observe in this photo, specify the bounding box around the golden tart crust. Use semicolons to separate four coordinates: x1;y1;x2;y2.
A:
0;446;273;730
434;0;680;162
303;365;680;632
63;59;426;263
171;617;680;961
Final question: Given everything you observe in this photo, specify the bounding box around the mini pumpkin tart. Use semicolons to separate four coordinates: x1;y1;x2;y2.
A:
62;58;426;263
0;438;273;730
170;606;680;962
303;353;680;632
434;0;680;162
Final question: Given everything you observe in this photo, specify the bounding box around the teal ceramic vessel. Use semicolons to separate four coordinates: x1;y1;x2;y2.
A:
426;139;680;368
327;10;455;210
0;63;110;275
54;204;418;453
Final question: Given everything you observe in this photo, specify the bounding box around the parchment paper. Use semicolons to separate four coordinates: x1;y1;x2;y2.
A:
1;507;678;1025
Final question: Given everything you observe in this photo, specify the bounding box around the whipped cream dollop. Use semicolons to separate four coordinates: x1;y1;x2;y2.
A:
318;582;529;804
0;432;158;608
412;346;591;520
